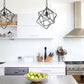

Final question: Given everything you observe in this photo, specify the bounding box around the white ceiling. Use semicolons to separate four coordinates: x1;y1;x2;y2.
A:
0;0;83;3
51;0;84;3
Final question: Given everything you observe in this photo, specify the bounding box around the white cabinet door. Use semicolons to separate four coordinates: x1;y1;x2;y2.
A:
29;67;65;75
17;13;53;39
0;68;4;76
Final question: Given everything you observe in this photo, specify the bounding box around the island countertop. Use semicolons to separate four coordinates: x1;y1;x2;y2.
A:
0;61;66;68
0;76;78;84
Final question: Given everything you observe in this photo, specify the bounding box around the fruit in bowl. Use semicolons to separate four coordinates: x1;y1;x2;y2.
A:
24;72;48;82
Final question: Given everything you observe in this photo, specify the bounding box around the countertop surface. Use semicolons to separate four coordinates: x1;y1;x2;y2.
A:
0;61;66;67
0;76;78;84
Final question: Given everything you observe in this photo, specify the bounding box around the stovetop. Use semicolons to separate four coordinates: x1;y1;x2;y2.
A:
65;61;84;64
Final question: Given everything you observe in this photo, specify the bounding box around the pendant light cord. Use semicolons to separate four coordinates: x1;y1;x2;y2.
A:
46;0;48;8
45;0;48;16
3;0;6;8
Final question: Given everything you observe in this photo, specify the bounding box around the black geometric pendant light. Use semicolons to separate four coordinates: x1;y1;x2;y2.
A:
0;0;15;29
36;0;57;29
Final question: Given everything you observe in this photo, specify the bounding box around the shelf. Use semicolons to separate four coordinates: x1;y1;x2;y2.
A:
0;37;53;40
0;37;15;40
7;25;17;27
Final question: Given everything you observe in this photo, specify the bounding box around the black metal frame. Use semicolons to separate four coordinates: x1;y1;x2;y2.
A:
36;0;57;29
0;0;15;29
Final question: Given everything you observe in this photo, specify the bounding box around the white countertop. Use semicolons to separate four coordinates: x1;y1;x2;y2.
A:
0;61;66;68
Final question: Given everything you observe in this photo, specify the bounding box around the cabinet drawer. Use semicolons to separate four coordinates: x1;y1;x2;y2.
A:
29;67;65;75
0;68;4;76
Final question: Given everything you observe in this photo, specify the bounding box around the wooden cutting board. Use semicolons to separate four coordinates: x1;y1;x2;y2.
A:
73;75;84;83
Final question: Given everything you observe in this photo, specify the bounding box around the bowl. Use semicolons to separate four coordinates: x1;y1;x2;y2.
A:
24;73;48;82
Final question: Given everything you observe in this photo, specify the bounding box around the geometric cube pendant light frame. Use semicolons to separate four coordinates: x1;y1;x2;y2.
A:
36;0;57;29
0;0;15;29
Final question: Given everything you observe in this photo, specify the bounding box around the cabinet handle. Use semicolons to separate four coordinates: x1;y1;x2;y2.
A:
42;70;52;72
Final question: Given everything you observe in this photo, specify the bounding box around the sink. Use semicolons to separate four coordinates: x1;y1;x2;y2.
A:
0;62;5;64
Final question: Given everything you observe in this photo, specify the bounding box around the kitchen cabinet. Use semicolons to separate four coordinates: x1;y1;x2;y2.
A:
29;67;65;75
17;13;53;39
0;68;4;76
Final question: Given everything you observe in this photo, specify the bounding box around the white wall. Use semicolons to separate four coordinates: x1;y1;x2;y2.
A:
0;0;84;61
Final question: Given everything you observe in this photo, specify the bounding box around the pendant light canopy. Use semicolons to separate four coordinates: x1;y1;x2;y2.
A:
0;0;15;29
36;0;57;29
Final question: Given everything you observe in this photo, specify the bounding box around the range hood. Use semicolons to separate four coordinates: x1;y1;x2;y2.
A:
65;1;84;38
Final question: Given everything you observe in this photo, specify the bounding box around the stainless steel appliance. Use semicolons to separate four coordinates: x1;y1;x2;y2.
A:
65;61;84;75
5;67;29;75
65;1;84;38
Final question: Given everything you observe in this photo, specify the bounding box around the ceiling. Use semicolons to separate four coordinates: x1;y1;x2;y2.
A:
52;0;84;3
0;0;83;3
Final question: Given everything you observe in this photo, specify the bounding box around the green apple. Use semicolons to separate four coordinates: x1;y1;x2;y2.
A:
30;75;34;79
27;74;30;78
36;73;38;76
37;73;41;77
34;76;38;79
42;73;46;78
33;72;36;76
29;72;33;76
39;76;42;78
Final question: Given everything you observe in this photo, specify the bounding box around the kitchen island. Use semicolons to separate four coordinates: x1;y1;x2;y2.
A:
0;62;66;76
0;76;78;84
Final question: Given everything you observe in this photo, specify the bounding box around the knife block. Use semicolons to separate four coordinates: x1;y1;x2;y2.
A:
44;55;53;62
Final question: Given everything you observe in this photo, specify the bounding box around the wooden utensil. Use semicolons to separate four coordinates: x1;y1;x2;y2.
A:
37;53;43;62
